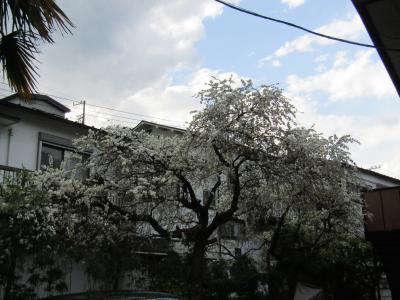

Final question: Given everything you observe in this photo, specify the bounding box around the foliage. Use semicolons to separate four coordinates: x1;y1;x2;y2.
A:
229;255;264;299
0;0;73;94
35;78;361;294
263;229;382;300
146;252;266;300
0;171;68;300
146;251;189;296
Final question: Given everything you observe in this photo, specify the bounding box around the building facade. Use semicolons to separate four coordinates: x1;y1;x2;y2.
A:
0;94;91;181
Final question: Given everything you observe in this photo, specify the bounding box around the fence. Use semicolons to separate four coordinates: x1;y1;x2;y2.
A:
0;164;23;184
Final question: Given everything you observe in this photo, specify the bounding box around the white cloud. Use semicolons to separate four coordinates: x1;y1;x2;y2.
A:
257;56;282;68
287;50;397;100
281;0;305;9
38;0;228;125
70;68;242;128
332;51;348;67
314;64;326;72
315;54;328;63
283;91;400;178
114;68;241;126
259;14;364;63
272;60;282;68
282;50;400;178
315;114;400;178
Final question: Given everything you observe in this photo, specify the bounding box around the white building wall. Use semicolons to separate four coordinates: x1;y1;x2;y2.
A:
0;107;88;170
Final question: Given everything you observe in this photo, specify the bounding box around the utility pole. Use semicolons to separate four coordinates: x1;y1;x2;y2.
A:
73;100;86;124
82;100;86;125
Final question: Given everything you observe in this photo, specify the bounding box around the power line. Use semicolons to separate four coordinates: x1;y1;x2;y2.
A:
84;107;143;123
83;102;186;125
68;104;183;126
0;82;186;126
66;107;141;125
46;92;185;125
215;0;400;52
83;112;140;126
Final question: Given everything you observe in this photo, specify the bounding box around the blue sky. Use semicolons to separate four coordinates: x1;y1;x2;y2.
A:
15;0;400;177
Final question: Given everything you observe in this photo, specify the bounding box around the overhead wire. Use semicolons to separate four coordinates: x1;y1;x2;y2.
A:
0;82;187;127
214;0;400;52
47;93;186;125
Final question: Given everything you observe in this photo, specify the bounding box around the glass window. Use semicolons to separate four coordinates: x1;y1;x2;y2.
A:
64;150;81;171
40;143;88;178
218;220;245;240
40;144;63;169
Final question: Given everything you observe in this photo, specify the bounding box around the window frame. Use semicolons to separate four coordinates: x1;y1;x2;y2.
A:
37;133;89;177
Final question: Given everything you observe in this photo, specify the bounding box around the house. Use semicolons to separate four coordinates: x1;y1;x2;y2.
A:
0;94;94;297
0;93;92;181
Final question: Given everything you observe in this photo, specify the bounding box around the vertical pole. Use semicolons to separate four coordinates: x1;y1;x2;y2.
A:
82;100;86;125
6;128;12;165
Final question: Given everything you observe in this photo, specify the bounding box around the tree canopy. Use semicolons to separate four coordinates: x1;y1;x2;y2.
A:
30;79;360;294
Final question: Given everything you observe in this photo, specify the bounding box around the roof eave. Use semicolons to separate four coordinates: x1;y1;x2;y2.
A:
352;0;400;97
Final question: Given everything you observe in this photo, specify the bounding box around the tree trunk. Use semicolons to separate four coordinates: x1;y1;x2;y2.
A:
188;238;207;298
3;251;17;300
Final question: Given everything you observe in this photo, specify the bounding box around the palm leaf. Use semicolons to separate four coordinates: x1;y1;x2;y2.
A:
5;0;74;43
0;0;74;95
0;30;38;95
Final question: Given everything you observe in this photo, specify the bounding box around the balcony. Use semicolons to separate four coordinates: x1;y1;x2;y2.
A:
0;164;24;184
364;187;400;299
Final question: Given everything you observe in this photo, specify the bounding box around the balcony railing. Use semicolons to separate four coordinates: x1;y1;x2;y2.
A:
0;164;24;184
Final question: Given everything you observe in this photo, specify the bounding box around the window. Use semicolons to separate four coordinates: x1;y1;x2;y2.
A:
40;144;63;169
218;220;245;240
40;143;88;177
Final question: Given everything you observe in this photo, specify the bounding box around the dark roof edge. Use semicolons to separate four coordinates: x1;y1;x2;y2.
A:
369;185;400;192
352;0;400;97
0;101;95;131
0;112;20;122
0;93;71;113
357;166;400;185
134;120;186;133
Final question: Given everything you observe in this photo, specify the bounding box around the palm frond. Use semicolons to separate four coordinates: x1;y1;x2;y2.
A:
5;0;74;43
0;30;38;95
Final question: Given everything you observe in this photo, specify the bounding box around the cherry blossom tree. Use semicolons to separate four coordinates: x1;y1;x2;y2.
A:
37;78;361;294
0;171;70;300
